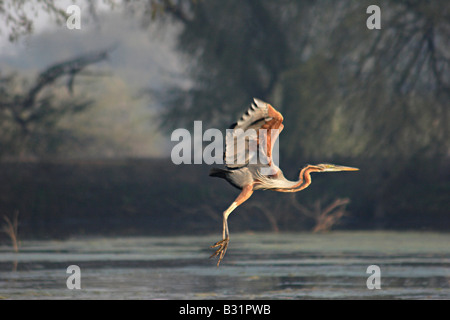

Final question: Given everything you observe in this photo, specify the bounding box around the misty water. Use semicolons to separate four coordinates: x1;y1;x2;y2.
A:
1;231;449;299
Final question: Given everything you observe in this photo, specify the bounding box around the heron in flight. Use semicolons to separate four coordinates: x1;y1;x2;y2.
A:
209;98;359;266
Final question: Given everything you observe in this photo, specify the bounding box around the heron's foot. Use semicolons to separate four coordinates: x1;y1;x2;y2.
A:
210;237;230;267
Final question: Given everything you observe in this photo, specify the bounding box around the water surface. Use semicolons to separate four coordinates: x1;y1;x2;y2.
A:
1;231;449;299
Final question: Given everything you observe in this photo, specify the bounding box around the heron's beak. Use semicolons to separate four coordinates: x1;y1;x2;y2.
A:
331;165;359;172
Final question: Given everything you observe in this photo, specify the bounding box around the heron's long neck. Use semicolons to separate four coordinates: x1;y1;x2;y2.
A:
275;165;320;193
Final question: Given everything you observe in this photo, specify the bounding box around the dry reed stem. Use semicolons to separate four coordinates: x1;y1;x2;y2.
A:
2;211;19;253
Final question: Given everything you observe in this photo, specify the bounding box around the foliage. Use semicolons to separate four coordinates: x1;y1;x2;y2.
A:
133;0;449;229
0;0;448;232
0;0;65;42
0;0;118;42
0;160;448;239
150;0;449;165
0;49;111;158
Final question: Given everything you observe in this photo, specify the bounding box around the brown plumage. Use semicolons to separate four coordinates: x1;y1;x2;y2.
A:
209;98;359;266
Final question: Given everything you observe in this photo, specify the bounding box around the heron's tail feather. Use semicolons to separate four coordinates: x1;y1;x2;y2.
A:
209;168;231;179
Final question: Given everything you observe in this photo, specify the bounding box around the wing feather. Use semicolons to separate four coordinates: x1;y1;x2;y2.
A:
225;98;284;169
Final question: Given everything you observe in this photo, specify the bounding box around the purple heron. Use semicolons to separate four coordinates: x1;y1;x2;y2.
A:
209;98;359;266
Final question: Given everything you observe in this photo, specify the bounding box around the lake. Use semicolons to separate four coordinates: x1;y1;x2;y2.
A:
1;231;449;299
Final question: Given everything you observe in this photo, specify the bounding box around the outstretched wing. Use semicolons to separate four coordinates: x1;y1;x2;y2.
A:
225;98;284;169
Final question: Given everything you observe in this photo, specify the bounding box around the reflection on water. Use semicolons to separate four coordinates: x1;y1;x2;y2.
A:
0;232;449;299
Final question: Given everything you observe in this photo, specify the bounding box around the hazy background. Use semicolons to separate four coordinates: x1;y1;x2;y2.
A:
0;3;187;158
0;0;449;240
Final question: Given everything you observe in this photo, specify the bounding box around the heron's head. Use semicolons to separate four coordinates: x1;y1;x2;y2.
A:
313;163;359;172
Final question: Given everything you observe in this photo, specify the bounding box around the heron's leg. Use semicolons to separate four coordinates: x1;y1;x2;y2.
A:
210;184;253;266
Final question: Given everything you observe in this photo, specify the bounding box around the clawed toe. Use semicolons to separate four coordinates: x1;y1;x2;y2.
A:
210;238;229;267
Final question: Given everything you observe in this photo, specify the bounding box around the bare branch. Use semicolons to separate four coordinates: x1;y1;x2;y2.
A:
291;195;350;233
23;47;113;109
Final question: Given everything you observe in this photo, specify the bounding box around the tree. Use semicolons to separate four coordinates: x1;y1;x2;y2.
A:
0;48;111;158
154;0;301;130
0;0;117;42
331;0;450;161
137;0;449;228
144;0;449;164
